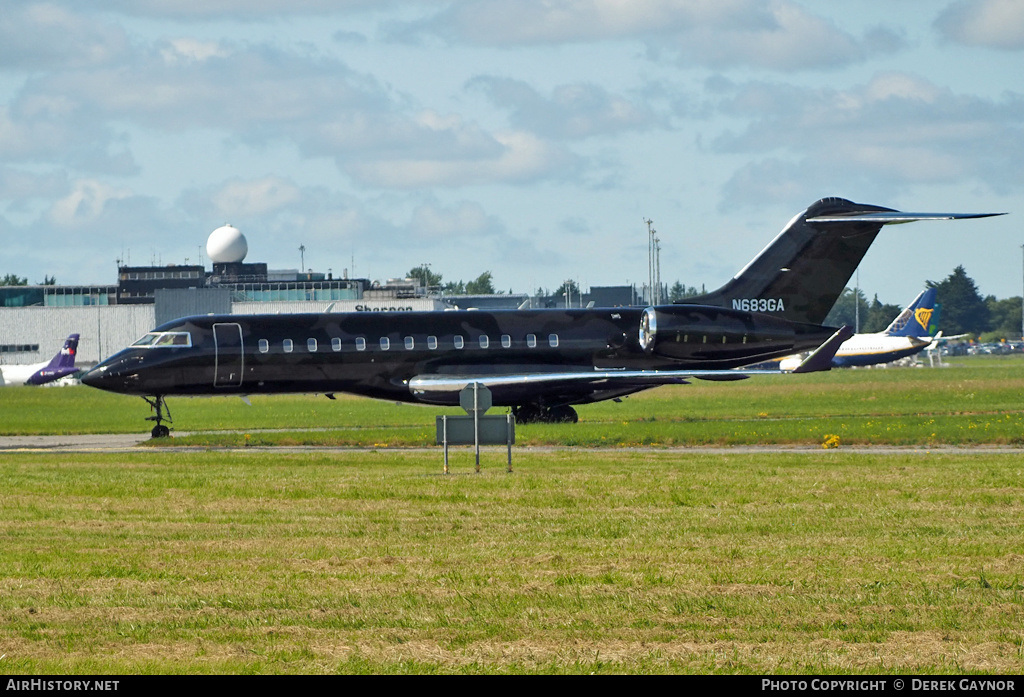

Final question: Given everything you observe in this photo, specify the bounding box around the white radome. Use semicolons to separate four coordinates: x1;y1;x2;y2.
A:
207;224;248;263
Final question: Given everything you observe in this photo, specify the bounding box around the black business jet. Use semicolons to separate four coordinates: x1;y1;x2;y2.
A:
81;198;1002;436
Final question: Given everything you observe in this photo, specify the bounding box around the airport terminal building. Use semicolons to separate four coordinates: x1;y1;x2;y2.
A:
0;225;638;367
0;270;466;366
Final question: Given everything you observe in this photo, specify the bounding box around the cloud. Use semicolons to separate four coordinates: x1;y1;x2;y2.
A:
47;179;135;226
402;0;776;45
468;77;666;139
710;73;1024;207
397;0;904;71
935;0;1024;49
4;35;577;188
0;4;129;71
0;167;69;203
206;177;304;218
160;38;229;64
408;199;503;239
44;0;398;21
29;44;386;133
345;130;578;188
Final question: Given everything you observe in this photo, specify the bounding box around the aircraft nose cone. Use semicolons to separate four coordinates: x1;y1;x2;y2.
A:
79;365;107;389
80;360;131;391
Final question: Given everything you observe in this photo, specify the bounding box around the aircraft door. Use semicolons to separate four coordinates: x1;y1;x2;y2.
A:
213;323;244;388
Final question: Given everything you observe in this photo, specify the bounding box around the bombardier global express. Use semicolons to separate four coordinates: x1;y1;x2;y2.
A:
80;198;1002;436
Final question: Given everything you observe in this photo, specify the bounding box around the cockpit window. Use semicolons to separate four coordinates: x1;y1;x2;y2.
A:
132;332;192;348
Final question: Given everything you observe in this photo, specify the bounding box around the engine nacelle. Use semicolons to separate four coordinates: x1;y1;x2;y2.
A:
638;305;804;363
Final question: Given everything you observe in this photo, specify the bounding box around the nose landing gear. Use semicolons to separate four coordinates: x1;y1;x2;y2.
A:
143;395;172;438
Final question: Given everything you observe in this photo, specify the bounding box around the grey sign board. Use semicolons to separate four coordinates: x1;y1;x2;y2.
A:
435;414;515;446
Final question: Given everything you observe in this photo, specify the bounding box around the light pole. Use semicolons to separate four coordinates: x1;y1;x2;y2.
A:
654;236;662;305
855;269;860;333
644;218;655;305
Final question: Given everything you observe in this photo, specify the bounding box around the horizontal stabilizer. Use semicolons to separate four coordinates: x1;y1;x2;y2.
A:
683;198;1005;326
807;211;1005;224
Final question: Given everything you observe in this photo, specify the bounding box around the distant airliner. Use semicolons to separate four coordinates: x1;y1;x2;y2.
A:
80;198;1003;436
777;288;941;370
0;334;80;386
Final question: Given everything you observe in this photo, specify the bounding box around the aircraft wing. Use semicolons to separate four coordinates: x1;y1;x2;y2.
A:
930;332;969;344
409;327;851;398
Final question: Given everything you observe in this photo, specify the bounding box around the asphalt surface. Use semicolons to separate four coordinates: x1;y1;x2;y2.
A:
4;432;1024;455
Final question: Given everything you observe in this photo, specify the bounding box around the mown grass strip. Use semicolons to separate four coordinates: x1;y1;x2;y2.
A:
0;449;1022;674
3;356;1024;447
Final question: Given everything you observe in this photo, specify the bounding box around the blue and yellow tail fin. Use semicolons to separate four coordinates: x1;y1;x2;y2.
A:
883;288;938;337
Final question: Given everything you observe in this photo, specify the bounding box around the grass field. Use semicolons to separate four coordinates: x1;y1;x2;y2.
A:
3;355;1024;447
0;357;1022;674
1;449;1022;674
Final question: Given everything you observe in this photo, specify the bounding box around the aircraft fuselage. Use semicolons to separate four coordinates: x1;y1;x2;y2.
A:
82;306;835;408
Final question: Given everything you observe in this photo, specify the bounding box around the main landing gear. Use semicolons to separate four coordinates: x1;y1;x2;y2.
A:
512;403;579;424
143;395;172;438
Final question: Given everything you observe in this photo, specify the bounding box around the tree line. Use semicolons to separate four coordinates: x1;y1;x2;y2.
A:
824;265;1022;341
1;274;55;286
406;266;500;295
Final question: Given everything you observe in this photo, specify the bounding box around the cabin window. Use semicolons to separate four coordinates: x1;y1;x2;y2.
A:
283;339;294;353
132;331;192;348
380;337;390;351
159;333;190;346
308;338;318;352
479;336;490;349
454;335;465;349
332;338;342;352
258;339;269;353
549;334;559;348
427;336;438;350
405;336;414;350
526;334;537;348
501;334;511;348
356;337;366;351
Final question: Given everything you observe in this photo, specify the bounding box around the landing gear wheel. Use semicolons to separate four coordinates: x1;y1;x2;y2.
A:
513;404;544;424
550;405;579;423
143;395;173;438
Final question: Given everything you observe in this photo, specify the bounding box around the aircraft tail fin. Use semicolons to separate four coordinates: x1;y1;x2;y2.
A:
27;334;80;385
883;288;938;337
47;334;80;371
681;197;1002;325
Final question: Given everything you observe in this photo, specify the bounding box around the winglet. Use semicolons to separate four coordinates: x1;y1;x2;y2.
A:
791;326;854;374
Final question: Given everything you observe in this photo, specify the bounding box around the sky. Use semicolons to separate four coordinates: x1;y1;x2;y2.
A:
1;0;1022;304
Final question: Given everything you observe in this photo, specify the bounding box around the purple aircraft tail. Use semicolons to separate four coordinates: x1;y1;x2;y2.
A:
27;334;80;385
